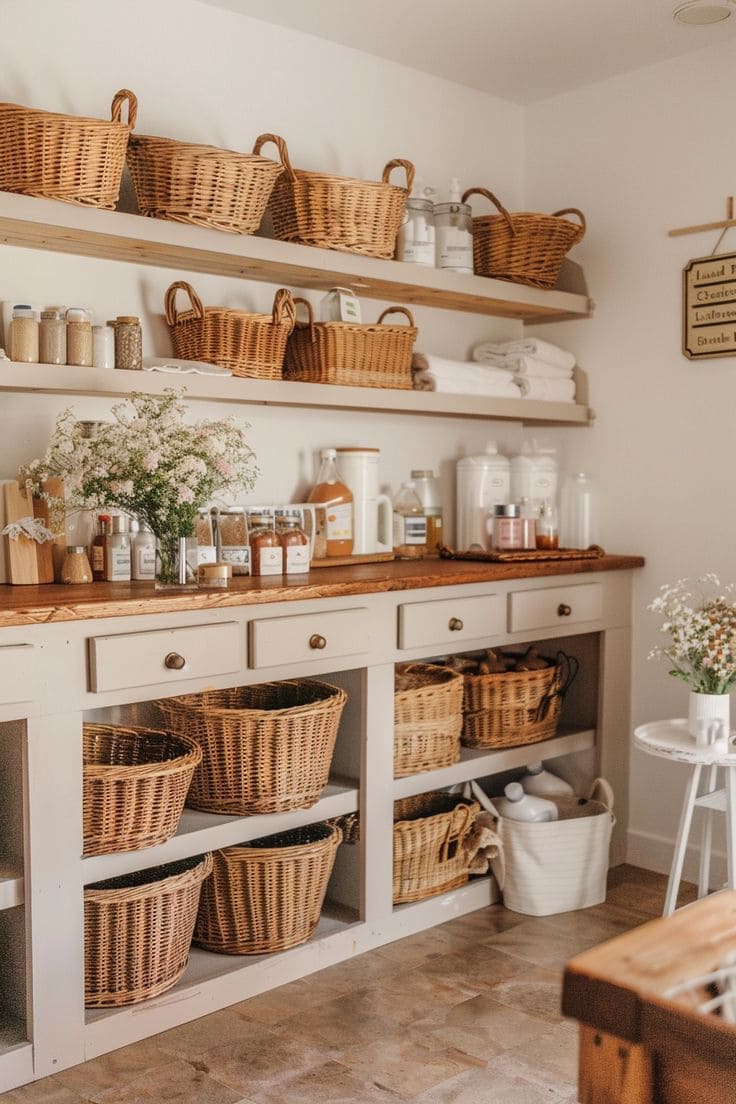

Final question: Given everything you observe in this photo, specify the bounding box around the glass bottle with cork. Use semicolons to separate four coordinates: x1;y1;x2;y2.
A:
90;514;111;581
307;448;354;557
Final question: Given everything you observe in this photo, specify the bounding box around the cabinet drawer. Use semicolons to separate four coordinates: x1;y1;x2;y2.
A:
508;583;603;634
88;622;242;693
398;594;504;650
249;607;370;669
0;644;35;704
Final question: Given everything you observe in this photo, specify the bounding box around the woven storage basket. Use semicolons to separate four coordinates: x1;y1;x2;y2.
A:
393;791;479;904
195;821;342;954
127;131;287;234
0;89;137;209
462;652;578;750
164;280;296;379
394;663;464;778
253;133;414;258
285;297;416;389
83;723;202;856
154;680;347;815
462;188;586;290
84;852;212;1007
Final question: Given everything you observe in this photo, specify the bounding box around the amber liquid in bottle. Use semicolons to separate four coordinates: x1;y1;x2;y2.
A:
308;449;354;557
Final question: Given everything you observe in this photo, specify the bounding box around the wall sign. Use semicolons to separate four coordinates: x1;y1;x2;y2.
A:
683;252;736;359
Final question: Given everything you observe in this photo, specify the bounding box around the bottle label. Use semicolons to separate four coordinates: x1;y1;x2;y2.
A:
438;242;473;270
285;545;310;574
91;545;104;572
255;546;283;576
393;514;427;546
221;546;250;574
134;544;156;580
325;502;352;542
106;545;131;581
399;240;435;265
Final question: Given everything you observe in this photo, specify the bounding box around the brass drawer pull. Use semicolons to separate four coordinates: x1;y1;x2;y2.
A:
448;617;464;631
558;603;572;617
164;652;186;670
309;634;327;650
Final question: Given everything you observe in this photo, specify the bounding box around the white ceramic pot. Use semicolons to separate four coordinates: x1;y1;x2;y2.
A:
687;691;730;745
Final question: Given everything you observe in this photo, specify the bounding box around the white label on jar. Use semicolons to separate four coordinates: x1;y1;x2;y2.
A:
285;545;310;574
255;546;283;576
325;502;352;542
393;513;427;546
107;545;131;581
400;239;435;265
134;544;156;580
437;241;473;270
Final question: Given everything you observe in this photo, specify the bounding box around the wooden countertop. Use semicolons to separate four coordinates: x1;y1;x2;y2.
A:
0;554;644;628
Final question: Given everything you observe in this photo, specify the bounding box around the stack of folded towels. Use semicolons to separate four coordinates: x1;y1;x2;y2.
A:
412;338;576;402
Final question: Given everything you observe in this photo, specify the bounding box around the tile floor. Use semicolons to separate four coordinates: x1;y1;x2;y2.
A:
4;867;693;1104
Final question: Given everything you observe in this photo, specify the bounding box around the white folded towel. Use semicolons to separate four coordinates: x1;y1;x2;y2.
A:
473;338;576;373
414;372;523;398
412;353;515;385
470;351;572;379
515;376;576;403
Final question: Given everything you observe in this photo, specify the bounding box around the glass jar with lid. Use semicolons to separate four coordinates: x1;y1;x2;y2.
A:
61;545;93;585
248;512;283;577
9;305;39;363
396;198;435;266
39;308;66;365
275;509;310;574
491;503;523;551
114;315;143;371
434;179;473;274
66;308;93;367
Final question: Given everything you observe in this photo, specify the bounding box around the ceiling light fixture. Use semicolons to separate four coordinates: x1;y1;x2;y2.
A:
673;1;734;25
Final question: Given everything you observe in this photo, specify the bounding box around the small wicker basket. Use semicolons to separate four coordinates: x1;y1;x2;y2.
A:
253;133;414;258
394;663;464;778
127;131;287;234
195;822;342;955
83;723;202;857
164;280;296;379
0;89;137;209
393;791;480;904
84;853;212;1008
462;188;586;290
285;297;416;389
154;680;347;816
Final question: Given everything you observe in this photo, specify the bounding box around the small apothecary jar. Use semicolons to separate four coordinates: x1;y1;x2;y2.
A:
114;316;143;371
491;503;523;551
248;511;282;577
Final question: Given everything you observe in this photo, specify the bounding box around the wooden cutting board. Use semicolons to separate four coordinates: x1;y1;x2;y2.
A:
3;481;55;584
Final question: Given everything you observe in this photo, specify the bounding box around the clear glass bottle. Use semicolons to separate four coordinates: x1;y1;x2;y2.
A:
248;512;283;576
9;305;39;362
92;323;115;369
536;499;559;551
131;521;156;581
39;309;66;365
114;315;143;371
307;448;354;557
392;483;428;559
491;503;523;551
434;179;473;274
60;546;93;585
559;473;598;549
410;469;443;556
396;197;435;266
66;308;93;367
105;515;131;581
518;496;537;551
275;510;310;574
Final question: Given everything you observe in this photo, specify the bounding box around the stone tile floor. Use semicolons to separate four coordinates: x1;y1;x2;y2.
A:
4;866;695;1104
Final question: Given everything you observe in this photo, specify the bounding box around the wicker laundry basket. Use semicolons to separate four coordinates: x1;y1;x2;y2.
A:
462;188;586;290
0;89;137;209
253;133;414;258
393;791;480;904
127;130;287;234
285;297;416;389
394;663;464;778
83;723;202;856
154;680;347;815
164;280;296;378
195;821;342;954
84;852;212;1007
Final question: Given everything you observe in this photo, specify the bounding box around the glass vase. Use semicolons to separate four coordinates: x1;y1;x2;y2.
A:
155;532;198;591
687;691;730;745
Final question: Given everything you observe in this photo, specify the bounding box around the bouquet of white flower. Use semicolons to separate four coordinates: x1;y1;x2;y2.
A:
648;574;736;695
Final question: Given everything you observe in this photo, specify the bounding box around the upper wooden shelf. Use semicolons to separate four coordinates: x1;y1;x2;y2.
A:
0;193;592;323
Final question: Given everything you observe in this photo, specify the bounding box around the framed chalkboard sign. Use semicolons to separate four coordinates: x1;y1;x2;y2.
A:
683;252;736;359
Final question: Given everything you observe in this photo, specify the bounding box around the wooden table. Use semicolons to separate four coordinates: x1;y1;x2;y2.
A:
563;892;736;1103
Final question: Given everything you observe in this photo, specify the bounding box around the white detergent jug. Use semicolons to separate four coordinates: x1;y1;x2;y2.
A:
509;440;558;515
521;762;574;798
494;781;558;822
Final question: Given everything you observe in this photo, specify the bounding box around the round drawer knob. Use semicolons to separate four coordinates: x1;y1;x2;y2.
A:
557;603;572;617
448;617;464;632
309;634;327;650
164;652;186;670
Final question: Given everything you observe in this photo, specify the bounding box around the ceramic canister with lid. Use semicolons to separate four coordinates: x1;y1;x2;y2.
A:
455;443;510;551
509;441;558;514
334;447;392;555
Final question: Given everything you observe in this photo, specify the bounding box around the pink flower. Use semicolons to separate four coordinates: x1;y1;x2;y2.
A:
216;459;234;478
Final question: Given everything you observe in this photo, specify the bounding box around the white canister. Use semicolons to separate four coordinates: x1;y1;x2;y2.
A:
455;443;510;551
509;441;558;513
335;447;392;555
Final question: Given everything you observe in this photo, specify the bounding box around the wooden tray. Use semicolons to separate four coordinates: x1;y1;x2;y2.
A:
310;551;395;568
439;545;605;563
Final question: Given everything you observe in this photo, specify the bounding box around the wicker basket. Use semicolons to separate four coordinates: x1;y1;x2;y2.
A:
164;280;296;379
195;821;341;955
127;131;287;234
393;791;480;904
462;188;586;290
84;853;212;1007
253;133;414;258
83;723;202;856
0;89;137;209
285;297;416;389
462;652;578;749
394;663;464;778
154;680;347;815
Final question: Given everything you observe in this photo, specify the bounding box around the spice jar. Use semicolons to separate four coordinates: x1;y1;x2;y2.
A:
248;512;283;577
114;316;143;371
198;562;230;589
275;510;310;574
66;308;93;367
92;323;115;369
39;309;66;365
491;503;523;551
216;507;249;574
9;305;39;363
61;546;93;585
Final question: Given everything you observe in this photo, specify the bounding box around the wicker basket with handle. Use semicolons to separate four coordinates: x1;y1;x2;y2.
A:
462;188;586;290
126;131;287;234
84;852;212;1007
195;821;342;955
394;663;464;778
285;297;416;389
0;89;137;209
393;791;480;904
164;280;296;379
83;723;202;857
253;133;414;258
154;680;347;815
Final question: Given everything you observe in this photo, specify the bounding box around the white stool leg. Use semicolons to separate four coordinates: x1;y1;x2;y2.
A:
698;764;719;897
726;765;736;890
664;764;702;916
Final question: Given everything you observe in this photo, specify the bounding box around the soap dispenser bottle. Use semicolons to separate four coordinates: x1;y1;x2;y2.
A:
494;781;558;822
521;762;574;798
434;178;473;274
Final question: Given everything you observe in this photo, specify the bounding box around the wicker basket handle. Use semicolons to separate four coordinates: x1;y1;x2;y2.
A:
164;281;205;326
252;133;295;179
439;802;475;863
110;89;138;129
272;288;297;332
551;207;586;241
376;306;415;327
535;651;579;723
291;296;316;342
382;159;415;193
461;187;516;237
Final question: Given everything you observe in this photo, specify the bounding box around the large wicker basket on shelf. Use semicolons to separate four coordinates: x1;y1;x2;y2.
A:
0;89;137;209
285;297;416;389
127;131;287;234
393;791;480;904
84;853;212;1008
164;280;296;379
195;821;342;955
154;680;347;815
83;723;202;856
462;187;586;290
394;663;464;778
253;133;414;258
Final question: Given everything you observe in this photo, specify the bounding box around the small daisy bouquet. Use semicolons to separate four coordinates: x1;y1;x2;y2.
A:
648;574;736;694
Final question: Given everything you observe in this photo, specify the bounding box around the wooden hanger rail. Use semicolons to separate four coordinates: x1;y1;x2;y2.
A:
669;196;735;237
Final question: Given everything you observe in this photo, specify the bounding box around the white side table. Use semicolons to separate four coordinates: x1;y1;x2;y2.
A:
634;719;736;916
